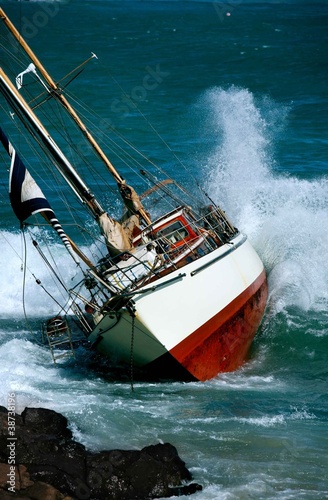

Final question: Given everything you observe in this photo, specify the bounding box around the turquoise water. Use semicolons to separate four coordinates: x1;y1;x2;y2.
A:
0;1;328;498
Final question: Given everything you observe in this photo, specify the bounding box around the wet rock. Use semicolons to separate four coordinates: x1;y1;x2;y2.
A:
21;407;72;441
0;406;202;499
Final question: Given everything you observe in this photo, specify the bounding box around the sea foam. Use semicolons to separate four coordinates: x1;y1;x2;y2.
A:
202;87;328;313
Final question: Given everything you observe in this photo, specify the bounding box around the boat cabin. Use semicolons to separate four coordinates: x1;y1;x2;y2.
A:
98;205;233;294
151;210;198;249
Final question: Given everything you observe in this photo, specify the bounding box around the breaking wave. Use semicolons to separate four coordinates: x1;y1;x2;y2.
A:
202;86;328;313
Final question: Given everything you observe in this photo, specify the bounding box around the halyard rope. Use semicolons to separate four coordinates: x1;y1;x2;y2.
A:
130;313;135;392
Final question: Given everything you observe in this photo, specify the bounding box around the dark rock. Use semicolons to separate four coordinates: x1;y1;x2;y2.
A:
21;407;72;440
0;480;69;499
0;407;202;499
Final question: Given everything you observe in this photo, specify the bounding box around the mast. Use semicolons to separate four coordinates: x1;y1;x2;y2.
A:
0;67;134;256
0;7;152;226
0;67;100;214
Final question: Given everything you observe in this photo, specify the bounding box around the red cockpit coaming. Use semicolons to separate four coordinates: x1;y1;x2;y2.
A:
134;209;198;248
169;270;268;381
156;214;198;247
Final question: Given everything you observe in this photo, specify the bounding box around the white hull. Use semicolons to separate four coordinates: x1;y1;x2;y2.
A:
0;9;268;382
88;233;267;380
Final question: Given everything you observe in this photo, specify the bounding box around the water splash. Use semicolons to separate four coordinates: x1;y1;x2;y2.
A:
203;86;328;312
1;87;327;318
0;230;83;318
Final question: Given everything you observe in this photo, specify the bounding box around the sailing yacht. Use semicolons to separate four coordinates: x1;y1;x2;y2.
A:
0;8;267;381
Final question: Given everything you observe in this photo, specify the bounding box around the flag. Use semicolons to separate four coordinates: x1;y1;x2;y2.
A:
0;127;79;263
16;63;37;90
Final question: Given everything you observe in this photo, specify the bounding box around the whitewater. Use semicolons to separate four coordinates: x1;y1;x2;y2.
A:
1;1;327;498
1;86;327;498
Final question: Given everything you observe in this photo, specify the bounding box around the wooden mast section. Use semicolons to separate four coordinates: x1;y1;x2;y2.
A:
0;68;98;212
0;66;135;258
0;7;151;226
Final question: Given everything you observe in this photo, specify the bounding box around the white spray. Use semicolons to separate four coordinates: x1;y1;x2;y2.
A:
203;86;328;312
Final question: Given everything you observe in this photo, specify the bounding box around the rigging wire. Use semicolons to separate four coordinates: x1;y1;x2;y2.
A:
19;227;43;343
65;87;207;210
61;92;187;214
0;102;109;265
26;225;93;317
19;87;120;208
93;71;208;203
0;20;208;208
0;215;95;326
0;31;205;217
130;312;135;392
45;98;119;199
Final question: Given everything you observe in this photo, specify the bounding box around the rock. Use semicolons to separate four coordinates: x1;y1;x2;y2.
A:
0;480;71;499
21;408;72;441
19;481;69;500
0;463;32;491
17;465;34;490
0;406;202;499
0;464;9;489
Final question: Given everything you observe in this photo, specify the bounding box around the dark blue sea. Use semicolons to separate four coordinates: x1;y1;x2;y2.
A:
0;1;327;498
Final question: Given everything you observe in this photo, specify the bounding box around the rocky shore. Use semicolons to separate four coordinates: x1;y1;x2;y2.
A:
0;406;202;499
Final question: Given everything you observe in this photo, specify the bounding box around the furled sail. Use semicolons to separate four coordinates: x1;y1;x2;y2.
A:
0;126;79;263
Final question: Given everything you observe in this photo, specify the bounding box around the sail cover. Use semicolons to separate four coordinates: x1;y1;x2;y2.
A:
0;127;79;263
0;125;54;220
9;150;52;222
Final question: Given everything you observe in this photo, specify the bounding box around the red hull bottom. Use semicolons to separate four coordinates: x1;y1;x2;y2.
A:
167;270;268;381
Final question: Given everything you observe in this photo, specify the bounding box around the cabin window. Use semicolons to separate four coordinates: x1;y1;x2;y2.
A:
157;221;189;244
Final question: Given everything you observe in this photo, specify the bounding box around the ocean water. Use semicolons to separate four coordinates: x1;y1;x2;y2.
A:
0;1;328;499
